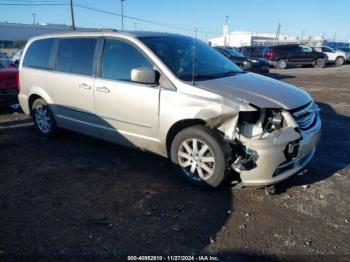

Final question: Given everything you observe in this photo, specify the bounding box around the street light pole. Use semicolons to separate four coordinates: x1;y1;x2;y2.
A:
121;0;125;30
32;13;36;25
70;0;76;31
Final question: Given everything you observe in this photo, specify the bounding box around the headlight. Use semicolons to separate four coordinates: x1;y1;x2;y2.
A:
264;109;284;132
270;111;283;129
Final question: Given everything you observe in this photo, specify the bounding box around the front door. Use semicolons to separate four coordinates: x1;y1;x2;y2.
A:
93;38;160;151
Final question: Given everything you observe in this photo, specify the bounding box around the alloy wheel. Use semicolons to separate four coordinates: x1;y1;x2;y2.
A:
177;138;216;181
34;106;52;134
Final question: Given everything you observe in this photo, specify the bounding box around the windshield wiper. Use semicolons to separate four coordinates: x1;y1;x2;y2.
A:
194;70;242;80
193;73;218;80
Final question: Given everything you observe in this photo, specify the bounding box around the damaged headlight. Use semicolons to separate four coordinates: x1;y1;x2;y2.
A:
239;110;260;124
264;109;284;131
270;110;283;129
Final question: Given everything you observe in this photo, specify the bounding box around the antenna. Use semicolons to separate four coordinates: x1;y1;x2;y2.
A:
191;27;197;86
191;0;197;86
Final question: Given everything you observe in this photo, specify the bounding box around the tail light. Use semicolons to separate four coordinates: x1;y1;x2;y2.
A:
266;50;275;59
16;71;20;93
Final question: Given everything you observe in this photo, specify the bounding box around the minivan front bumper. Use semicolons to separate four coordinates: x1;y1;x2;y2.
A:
237;113;321;186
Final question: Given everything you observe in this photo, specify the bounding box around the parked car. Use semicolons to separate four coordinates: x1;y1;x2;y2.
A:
18;32;321;189
0;61;18;106
215;46;269;74
0;57;16;68
263;44;327;69
336;47;350;63
237;46;266;59
12;49;23;68
311;46;346;66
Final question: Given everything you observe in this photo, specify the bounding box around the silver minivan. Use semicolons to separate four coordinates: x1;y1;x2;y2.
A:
18;31;321;188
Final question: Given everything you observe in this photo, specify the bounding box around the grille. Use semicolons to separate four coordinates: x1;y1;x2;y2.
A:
292;102;319;131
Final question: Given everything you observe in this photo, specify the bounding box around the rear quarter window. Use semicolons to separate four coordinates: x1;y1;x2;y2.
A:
23;38;54;69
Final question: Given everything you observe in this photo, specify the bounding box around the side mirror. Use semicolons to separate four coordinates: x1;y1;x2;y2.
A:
131;67;157;84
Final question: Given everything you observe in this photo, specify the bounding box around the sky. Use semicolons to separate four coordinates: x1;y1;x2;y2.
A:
0;0;349;42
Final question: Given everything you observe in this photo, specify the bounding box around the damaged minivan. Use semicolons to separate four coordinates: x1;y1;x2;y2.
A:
18;31;321;188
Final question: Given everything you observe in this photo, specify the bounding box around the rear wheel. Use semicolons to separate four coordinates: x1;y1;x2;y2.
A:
276;59;287;69
170;125;228;188
313;58;326;68
335;56;344;66
32;98;57;137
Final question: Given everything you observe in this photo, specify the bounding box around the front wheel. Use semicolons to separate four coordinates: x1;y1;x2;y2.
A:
32;98;58;137
170;125;228;188
314;58;326;68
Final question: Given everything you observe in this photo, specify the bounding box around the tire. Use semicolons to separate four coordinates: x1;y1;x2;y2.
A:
170;125;229;188
335;56;344;66
32;98;57;137
313;58;326;68
276;59;287;69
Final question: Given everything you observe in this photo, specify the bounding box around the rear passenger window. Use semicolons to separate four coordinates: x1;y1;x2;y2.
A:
56;38;97;76
23;38;54;69
101;39;152;82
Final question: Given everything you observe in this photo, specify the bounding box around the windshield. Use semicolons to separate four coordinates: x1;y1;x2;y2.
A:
140;36;242;81
223;48;244;57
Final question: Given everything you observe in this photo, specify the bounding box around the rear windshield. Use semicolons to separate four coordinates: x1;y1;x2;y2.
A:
223;48;244;57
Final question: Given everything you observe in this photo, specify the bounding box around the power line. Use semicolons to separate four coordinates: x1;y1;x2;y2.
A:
0;1;221;37
0;3;68;6
73;3;220;36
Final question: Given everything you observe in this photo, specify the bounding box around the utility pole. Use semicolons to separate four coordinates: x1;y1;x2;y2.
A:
121;0;125;30
225;15;229;26
301;30;304;44
32;13;36;25
134;22;137;31
195;27;198;39
70;0;76;30
275;23;281;44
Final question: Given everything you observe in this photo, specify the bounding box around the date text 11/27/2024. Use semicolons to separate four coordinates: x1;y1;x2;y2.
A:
127;255;219;261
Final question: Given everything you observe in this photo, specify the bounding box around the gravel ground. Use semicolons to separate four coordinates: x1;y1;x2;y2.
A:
0;65;349;261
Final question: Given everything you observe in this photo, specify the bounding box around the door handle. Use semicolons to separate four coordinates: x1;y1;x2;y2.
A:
96;86;110;93
79;83;92;90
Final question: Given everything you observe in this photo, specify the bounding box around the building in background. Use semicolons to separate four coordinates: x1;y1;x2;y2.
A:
208;25;329;48
0;22;97;56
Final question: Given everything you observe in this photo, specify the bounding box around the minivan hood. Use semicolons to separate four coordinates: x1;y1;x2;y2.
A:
195;72;311;110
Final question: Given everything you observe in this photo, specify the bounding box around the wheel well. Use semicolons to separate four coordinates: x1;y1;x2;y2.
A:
28;94;42;115
166;119;207;157
277;58;288;63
